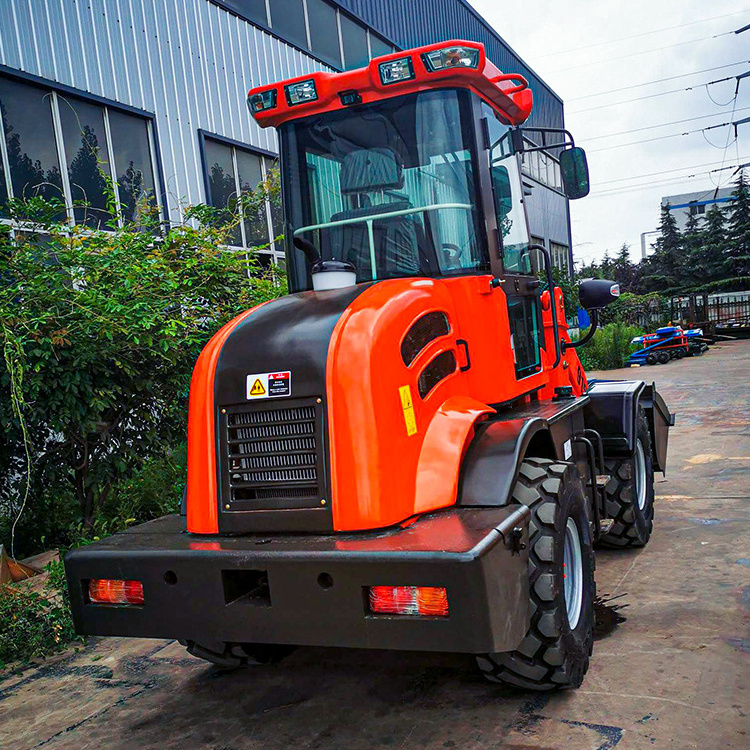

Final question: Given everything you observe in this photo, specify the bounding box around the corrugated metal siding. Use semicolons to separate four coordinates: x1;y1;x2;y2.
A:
0;0;328;223
336;0;563;130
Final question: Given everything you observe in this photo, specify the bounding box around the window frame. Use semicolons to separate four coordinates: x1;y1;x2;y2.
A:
210;0;398;72
0;66;166;231
198;129;284;268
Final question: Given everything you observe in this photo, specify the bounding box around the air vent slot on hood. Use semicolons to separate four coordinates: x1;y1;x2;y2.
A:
418;350;457;398
401;311;450;366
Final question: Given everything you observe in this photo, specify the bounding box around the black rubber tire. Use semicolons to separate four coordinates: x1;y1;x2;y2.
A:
476;458;595;690
657;351;670;364
675;349;686;359
598;406;654;548
185;640;295;668
646;353;657;365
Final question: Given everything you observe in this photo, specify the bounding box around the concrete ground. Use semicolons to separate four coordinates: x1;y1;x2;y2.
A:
2;340;750;750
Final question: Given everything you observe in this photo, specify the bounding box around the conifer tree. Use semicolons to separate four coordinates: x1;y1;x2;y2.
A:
726;169;750;277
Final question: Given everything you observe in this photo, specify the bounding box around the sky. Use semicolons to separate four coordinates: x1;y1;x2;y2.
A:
466;0;750;267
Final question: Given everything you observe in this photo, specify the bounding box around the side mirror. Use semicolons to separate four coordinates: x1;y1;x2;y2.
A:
579;278;620;309
560;147;590;200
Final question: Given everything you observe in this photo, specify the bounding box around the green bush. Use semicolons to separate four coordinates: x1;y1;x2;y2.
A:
577;323;645;371
1;177;284;559
0;560;79;670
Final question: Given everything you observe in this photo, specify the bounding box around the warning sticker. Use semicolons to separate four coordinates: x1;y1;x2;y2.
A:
398;385;418;436
246;371;292;400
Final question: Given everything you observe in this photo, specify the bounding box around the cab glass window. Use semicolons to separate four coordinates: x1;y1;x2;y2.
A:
508;295;542;378
482;102;531;273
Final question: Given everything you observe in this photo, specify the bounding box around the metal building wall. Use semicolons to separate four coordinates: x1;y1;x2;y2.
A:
0;0;328;223
334;0;564;130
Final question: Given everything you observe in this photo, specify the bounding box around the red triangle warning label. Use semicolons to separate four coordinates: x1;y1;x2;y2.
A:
249;378;266;396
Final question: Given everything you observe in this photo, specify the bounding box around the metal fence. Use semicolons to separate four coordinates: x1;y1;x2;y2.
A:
671;292;750;330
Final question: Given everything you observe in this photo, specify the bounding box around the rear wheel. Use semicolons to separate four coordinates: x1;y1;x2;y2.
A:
646;353;657;365
477;458;595;690
598;406;654;548
657;351;670;364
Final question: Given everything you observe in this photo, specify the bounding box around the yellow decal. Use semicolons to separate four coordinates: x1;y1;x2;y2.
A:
249;378;266;396
399;385;418;436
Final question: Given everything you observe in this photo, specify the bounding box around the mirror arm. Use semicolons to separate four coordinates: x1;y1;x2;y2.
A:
562;308;598;352
511;127;576;154
529;243;562;369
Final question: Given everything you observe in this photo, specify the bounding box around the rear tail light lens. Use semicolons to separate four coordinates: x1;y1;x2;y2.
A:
88;579;144;606
368;586;449;617
378;57;415;85
248;89;277;114
285;79;318;106
422;46;480;72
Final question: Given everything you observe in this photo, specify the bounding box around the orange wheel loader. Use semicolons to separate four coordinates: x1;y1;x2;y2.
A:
65;41;673;690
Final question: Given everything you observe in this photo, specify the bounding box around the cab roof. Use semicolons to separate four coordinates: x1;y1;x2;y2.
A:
246;40;534;130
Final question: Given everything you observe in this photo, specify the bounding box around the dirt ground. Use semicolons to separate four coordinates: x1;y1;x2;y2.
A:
2;340;749;750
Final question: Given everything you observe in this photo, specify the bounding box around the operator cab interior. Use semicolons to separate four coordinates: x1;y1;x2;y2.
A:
281;88;532;292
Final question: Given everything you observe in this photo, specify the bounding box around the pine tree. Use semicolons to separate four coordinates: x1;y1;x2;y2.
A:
726;169;750;278
700;205;729;282
682;210;703;287
643;202;683;291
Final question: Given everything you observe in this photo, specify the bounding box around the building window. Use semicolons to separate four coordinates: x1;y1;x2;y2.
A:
268;0;309;50
550;241;570;273
215;0;397;73
520;139;563;192
339;12;370;70
307;0;342;68
688;203;706;216
201;134;282;268
0;74;162;228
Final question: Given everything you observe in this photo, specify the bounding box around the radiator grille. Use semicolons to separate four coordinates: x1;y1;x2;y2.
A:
221;401;323;510
401;312;450;366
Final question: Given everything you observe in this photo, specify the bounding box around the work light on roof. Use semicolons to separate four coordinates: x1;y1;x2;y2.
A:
285;79;318;106
378;57;415;85
248;89;277;114
422;46;480;72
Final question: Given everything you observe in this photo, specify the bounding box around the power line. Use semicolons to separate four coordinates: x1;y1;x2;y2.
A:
595;156;750;186
583;107;750;142
569;72;747;113
588;119;739;153
590;165;745;198
557;29;736;73
539;10;750;58
568;60;750;101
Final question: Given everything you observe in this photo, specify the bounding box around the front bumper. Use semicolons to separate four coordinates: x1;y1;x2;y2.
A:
65;507;530;654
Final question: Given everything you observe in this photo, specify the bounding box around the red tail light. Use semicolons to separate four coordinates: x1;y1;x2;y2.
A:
368;586;449;617
88;579;144;606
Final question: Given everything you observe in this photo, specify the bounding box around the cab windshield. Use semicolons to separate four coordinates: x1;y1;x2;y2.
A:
281;89;487;292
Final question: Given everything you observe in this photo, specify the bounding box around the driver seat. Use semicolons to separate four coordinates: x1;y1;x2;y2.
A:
325;148;436;280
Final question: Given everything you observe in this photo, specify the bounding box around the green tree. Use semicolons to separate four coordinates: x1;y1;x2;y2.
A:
726;169;750;277
681;211;703;287
699;204;729;282
642;202;683;291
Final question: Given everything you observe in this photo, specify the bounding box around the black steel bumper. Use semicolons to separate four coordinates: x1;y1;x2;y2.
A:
65;507;530;655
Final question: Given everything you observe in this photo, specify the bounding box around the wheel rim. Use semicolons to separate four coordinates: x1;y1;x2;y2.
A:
563;517;584;630
635;439;648;511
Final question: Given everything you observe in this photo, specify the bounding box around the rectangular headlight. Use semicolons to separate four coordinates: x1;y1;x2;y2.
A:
285;79;318;106
378;56;415;85
247;89;278;114
422;46;480;72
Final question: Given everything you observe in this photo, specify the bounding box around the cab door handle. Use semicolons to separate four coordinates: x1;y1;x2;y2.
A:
456;339;471;372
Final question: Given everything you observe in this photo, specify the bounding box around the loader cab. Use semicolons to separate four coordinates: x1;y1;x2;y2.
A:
280;88;532;292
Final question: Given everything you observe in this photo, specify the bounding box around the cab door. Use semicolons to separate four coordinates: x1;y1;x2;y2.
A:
482;103;545;389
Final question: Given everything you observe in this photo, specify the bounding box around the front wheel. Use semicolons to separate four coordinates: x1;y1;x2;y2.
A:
598;406;654;548
477;458;595;690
